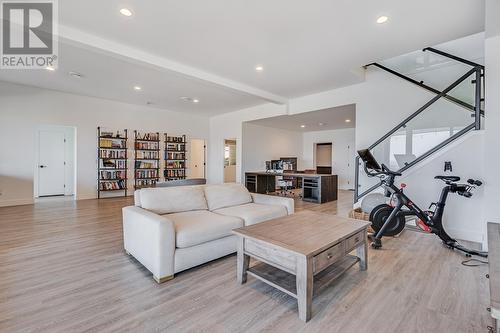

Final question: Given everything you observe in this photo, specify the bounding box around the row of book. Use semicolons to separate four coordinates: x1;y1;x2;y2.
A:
135;170;159;179
166;152;185;160
100;170;126;179
135;142;159;150
101;131;125;139
136;132;159;141
137;151;159;159
101;159;127;169
100;138;126;148
165;160;185;169
135;179;157;188
100;149;126;159
164;169;186;178
166;136;185;143
99;179;126;190
135;161;158;169
166;143;185;151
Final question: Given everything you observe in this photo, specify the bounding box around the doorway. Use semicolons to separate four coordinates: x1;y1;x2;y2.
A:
189;139;206;179
35;126;76;198
224;139;236;183
315;142;332;174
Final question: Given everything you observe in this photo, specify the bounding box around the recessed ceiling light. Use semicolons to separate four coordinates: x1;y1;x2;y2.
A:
133;86;142;91
255;65;264;72
319;122;325;126
45;66;55;71
376;16;388;24
120;8;133;16
68;71;83;78
345;119;351;123
300;125;306;128
180;97;200;104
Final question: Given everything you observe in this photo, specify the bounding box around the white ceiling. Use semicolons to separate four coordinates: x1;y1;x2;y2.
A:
0;0;485;115
247;104;356;132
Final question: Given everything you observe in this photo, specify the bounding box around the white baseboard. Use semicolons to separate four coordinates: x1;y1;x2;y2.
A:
0;198;35;207
446;226;484;246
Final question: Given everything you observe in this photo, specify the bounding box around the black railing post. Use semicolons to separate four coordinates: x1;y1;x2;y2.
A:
354;156;360;203
475;66;482;130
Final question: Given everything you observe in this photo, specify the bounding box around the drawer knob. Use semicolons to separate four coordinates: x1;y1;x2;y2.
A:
355;237;360;242
327;254;333;259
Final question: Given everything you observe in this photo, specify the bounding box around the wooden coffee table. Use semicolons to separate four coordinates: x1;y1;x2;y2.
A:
232;210;370;322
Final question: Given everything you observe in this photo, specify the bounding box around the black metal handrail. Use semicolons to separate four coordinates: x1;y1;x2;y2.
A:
354;49;484;203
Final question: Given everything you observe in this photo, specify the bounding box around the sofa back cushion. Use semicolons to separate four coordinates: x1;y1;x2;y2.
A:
139;186;208;214
204;183;252;211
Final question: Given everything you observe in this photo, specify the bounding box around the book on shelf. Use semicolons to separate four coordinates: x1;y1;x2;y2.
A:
164;169;185;178
166;151;185;160
135;169;159;179
100;130;125;138
100;149;126;159
165;135;185;143
137;151;159;159
135;141;159;150
99;179;126;190
166;143;185;151
165;160;185;169
101;159;127;169
135;179;157;188
135;161;158;169
100;170;126;179
136;132;160;141
100;138;126;148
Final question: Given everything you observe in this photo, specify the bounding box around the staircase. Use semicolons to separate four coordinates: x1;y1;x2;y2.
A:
354;47;485;203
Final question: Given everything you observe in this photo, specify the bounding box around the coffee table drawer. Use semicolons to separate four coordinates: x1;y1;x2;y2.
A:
245;238;296;272
345;230;365;252
313;242;343;274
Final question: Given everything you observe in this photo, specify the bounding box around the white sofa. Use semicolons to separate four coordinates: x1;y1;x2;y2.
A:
122;183;294;283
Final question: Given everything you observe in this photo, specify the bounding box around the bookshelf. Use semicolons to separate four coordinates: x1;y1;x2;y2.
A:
164;133;187;181
134;131;160;189
97;127;128;198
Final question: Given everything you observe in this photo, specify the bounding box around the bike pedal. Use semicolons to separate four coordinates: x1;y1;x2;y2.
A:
416;219;432;233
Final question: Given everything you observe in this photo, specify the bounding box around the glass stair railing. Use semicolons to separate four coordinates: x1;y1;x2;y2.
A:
355;48;484;203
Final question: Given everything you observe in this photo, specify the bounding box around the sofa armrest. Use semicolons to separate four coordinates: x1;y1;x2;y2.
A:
122;206;175;282
251;193;294;215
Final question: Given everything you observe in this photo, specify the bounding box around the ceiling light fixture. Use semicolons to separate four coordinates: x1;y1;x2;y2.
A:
133;86;142;91
319;122;325;126
45;66;55;71
255;65;264;72
120;8;133;16
180;97;200;103
376;15;388;24
345;119;351;123
300;125;306;128
68;71;84;78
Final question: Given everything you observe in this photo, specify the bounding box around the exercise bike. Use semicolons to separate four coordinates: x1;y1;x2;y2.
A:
358;149;487;258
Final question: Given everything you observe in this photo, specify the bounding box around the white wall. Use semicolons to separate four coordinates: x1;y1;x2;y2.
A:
207;103;287;184
483;21;500;245
242;123;303;173
207;35;487;243
0;81;209;206
302;128;355;190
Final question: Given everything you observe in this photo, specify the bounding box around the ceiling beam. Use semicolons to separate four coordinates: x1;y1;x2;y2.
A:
58;25;288;105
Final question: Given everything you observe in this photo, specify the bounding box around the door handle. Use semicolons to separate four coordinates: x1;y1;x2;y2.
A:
39;165;47;168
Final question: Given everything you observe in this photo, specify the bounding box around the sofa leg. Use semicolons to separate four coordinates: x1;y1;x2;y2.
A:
153;275;174;283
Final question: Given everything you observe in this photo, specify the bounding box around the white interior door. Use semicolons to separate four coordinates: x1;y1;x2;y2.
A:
224;139;236;183
189;139;206;179
38;130;66;196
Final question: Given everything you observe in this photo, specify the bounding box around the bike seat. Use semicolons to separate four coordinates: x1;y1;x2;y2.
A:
434;175;460;182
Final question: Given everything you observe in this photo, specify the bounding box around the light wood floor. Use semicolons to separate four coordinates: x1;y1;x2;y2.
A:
0;190;492;332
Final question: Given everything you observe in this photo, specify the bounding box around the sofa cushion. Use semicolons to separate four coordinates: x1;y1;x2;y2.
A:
204;183;252;211
214;203;287;226
139;186;208;215
167;210;243;248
